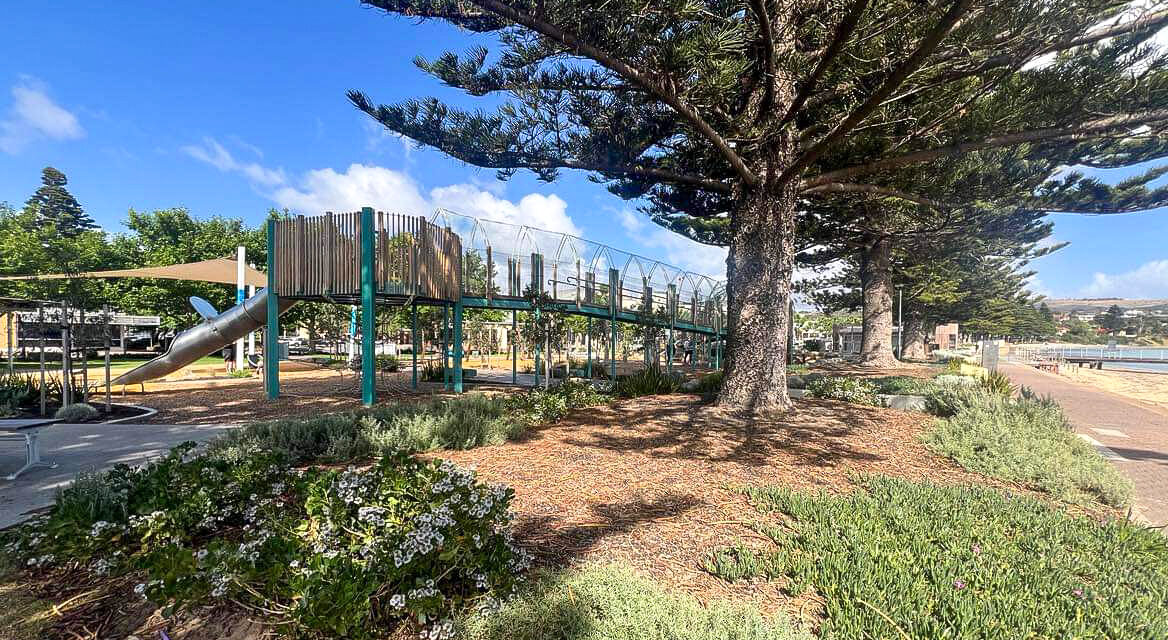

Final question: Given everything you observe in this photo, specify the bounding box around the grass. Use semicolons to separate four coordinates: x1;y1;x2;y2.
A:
705;475;1168;640
923;387;1131;507
457;564;810;640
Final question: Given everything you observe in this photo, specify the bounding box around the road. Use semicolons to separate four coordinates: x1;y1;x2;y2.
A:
0;422;236;529
1001;361;1168;528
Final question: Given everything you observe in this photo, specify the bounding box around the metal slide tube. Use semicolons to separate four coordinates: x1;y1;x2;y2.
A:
111;289;296;387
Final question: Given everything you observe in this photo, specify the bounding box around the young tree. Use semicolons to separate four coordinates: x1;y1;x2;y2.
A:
349;1;1168;412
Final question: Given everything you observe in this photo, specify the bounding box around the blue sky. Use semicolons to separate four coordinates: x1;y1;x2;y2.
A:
1;1;1165;300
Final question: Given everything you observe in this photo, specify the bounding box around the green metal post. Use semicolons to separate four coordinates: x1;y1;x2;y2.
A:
533;307;541;388
511;310;517;385
586;317;592;378
411;301;418;390
609;268;618;381
360;207;376;407
264;219;280;399
453;301;464;393
442;304;450;390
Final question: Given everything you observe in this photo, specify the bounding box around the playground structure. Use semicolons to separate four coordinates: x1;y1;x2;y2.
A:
264;207;728;406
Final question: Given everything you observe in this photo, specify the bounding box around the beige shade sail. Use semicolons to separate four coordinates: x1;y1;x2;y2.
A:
0;258;267;288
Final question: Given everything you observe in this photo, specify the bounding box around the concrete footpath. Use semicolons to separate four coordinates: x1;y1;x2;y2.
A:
1001;361;1168;527
0;422;236;529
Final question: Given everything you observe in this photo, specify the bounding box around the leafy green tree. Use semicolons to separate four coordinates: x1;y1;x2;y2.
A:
350;0;1168;412
105;208;267;328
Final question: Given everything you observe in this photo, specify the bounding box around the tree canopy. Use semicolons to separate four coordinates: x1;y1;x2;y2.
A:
349;0;1168;412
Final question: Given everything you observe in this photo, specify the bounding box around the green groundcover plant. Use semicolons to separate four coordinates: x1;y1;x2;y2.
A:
924;383;1131;507
705;476;1168;640
458;564;810;640
5;443;530;639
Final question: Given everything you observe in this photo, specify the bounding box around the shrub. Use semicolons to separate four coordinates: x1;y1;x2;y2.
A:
229;368;253;378
805;376;879;405
54;402;98;422
10;447;530;640
458;564;809;640
0;374;39;410
945;357;964;373
979;370;1015;396
923;376;990;417
214;394;523;464
868;375;935;395
693;370;724;394
377;354;400;372
611;365;680;398
924;392;1131;506
504;381;608;424
706;476;1167;640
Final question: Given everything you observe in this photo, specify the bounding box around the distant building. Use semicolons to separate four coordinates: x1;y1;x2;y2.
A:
934;323;960;350
832;325;900;354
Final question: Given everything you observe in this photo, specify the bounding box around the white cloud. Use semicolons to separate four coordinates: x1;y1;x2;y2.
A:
0;78;85;154
181;137;286;187
431;184;580;237
615;208;727;277
271;164;430;215
1079;260;1168;298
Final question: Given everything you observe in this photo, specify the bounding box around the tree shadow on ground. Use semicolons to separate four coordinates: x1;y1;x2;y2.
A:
542;396;892;470
511;492;703;564
1108;447;1168;465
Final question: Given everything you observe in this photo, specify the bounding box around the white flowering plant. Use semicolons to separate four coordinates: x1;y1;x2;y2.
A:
805;376;881;406
5;445;530;640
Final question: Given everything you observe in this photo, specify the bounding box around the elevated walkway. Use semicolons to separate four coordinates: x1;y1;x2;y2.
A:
264;208;727;405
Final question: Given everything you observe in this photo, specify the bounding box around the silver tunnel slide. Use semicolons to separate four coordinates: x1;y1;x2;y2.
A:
112;289;297;387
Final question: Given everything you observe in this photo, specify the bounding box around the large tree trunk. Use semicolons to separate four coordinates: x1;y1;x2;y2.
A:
716;176;798;414
858;235;899;368
901;317;929;360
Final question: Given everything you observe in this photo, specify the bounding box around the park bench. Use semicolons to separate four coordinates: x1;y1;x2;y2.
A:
0;418;62;480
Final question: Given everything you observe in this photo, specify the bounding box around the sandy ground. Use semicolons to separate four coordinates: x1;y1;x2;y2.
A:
1056;366;1168;412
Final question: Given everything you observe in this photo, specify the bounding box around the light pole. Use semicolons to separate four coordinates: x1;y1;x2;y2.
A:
896;284;904;359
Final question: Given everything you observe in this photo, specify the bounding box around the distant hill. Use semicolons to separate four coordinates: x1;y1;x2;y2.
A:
1043;298;1168;313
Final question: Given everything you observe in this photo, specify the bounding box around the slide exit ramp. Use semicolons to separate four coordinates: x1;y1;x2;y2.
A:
112;289;296;387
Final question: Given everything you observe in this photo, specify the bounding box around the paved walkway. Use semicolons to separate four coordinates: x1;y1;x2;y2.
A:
1001;361;1168;527
0;422;236;529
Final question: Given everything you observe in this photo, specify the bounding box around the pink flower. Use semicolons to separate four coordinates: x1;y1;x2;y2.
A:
954;579;966;590
971;543;981;555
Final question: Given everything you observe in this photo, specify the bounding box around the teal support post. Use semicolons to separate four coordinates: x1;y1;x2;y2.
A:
586;317;592;379
511;310;517;385
533;308;541;388
359;207;376;407
442;304;450;390
453;300;464;393
609;269;618;381
410;301;418;390
264;219;280;399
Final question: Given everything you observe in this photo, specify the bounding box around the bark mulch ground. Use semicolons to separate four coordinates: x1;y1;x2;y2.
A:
132;370;508;424
432;394;998;622
5;386;1028;637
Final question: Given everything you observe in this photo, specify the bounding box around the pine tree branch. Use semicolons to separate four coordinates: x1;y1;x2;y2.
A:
805;109;1168;187
780;0;870;126
923;8;1168;90
464;0;760;186
779;0;973;185
802;182;949;209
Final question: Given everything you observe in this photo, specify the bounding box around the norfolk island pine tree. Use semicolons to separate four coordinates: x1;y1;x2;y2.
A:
346;0;1168;413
